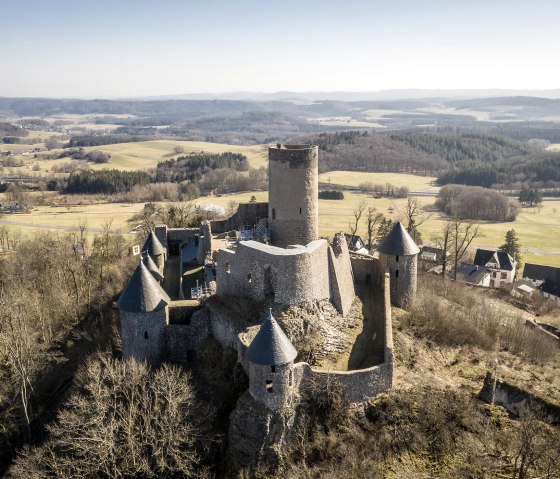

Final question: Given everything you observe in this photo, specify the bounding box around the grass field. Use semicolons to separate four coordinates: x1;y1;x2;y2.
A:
319;171;438;191
9;140;269;174
2;189;559;266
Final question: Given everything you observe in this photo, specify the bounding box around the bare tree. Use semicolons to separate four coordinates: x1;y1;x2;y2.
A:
9;355;210;479
450;220;480;280
404;197;431;244
431;222;453;279
348;200;366;241
366;207;384;250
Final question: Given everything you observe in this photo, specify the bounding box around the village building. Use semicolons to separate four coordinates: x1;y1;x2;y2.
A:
473;248;517;287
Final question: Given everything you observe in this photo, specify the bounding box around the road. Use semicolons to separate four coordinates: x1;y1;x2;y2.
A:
0;218;129;234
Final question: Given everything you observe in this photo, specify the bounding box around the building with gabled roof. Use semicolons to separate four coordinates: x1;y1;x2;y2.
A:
473;248;517;287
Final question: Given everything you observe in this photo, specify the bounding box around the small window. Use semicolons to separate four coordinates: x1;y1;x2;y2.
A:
396;255;399;262
225;262;231;273
266;380;274;393
501;272;507;279
247;273;252;283
144;331;148;339
272;208;276;220
271;365;276;373
187;350;196;362
299;207;302;214
395;269;399;279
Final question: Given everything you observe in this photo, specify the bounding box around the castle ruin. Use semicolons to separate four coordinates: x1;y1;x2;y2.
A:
117;144;418;446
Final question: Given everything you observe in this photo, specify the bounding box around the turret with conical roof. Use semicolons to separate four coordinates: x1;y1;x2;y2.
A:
142;231;166;270
117;260;170;365
143;252;164;283
377;221;419;309
245;310;298;410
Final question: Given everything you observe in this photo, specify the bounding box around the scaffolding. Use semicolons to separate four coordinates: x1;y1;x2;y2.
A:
191;280;212;300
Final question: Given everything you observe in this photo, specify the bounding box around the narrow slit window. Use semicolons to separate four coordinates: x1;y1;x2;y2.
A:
299;207;302;214
272;208;276;219
266;380;274;393
396;255;399;262
144;331;148;339
395;269;399;279
247;273;252;283
271;365;276;373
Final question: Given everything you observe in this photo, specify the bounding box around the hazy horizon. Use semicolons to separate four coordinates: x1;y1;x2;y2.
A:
2;0;560;98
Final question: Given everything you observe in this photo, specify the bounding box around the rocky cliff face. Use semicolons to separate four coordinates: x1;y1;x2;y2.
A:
228;391;296;468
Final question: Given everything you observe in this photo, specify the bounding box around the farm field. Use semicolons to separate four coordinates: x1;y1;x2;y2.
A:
2;189;560;266
8;140;269;174
319;171;439;191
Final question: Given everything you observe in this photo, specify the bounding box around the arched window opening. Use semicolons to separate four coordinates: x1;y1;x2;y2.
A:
266;380;274;393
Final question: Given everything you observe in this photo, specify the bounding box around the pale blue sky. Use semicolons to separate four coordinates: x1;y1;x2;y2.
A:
1;0;559;97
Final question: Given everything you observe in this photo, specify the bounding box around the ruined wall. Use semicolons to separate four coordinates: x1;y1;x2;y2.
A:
216;240;330;307
327;233;355;316
197;221;213;264
380;253;417;309
479;372;560;425
207;301;251;350
120;309;168;366
164;308;211;362
210;202;269;234
350;253;384;287
268;145;318;247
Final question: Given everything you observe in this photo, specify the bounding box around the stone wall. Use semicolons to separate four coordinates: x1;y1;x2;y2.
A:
350;253;384;287
164;308;211;362
216;240;331;307
479;372;560;425
380;253;417;309
327;233;356;316
207;301;250;350
248;362;295;410
237;271;394;410
268;145;318;247
210;202;269;234
197;221;213;265
120;309;168;366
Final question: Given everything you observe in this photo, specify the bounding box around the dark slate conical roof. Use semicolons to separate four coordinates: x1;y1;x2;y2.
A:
246;310;298;366
143;252;164;282
143;231;164;256
377;221;420;256
116;260;170;313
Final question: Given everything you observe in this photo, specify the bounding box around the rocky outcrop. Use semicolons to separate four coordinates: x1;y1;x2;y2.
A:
228;391;295;468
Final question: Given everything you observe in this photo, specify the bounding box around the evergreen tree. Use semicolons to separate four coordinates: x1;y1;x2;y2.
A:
500;229;522;265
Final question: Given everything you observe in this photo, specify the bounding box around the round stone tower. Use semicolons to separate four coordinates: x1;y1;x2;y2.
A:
268;144;319;247
245;310;298;410
377;221;419;310
142;230;165;270
117;260;170;366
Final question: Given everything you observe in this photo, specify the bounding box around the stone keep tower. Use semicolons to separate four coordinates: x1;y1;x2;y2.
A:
245;310;298;410
117;260;170;366
377;221;419;309
268;144;319;247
